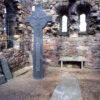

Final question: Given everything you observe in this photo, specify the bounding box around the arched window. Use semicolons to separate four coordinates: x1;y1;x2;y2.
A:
32;6;35;11
4;8;7;13
62;15;68;32
4;8;7;32
79;14;87;32
13;35;20;50
43;0;48;2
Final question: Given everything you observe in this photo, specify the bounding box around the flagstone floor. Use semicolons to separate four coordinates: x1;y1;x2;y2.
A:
0;67;100;100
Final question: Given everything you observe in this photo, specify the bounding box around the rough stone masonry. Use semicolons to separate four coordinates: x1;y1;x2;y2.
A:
0;0;100;76
42;0;100;69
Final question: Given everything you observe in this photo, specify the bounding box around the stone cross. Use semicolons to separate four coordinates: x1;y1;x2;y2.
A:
27;4;52;79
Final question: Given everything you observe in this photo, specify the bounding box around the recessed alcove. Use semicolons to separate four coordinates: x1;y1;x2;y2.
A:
58;61;83;68
77;2;92;35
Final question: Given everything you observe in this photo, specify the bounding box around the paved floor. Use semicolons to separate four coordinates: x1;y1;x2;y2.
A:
0;67;59;100
0;67;100;100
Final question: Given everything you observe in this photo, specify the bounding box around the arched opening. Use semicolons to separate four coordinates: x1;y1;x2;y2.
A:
4;0;16;48
77;2;91;34
56;4;69;36
62;15;68;32
79;14;87;32
43;0;48;2
13;35;20;50
4;8;7;32
32;6;35;11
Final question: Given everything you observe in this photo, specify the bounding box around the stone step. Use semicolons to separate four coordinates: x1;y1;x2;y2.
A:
13;66;32;77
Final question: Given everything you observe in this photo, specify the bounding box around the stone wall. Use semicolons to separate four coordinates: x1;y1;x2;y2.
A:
0;0;4;35
0;0;7;51
0;48;29;72
43;34;100;68
43;0;100;69
43;34;59;66
15;1;33;52
0;0;99;70
60;36;100;68
0;1;32;75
